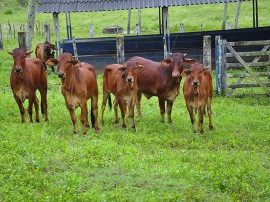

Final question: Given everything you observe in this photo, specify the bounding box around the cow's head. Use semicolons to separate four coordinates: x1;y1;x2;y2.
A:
161;53;195;78
8;48;33;73
44;41;56;59
120;59;144;89
56;53;81;78
181;63;210;94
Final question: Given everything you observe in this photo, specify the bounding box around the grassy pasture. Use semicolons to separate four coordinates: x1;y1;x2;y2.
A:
0;0;270;201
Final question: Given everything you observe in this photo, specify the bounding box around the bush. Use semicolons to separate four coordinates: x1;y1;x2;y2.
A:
4;8;13;15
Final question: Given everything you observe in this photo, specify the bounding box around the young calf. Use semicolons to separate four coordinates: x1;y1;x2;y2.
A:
101;61;143;130
8;48;48;123
35;41;56;72
181;63;213;134
55;53;99;135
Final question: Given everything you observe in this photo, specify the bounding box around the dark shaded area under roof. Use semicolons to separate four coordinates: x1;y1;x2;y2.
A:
37;0;244;13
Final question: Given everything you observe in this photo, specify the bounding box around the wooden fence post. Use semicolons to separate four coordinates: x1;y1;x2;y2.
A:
116;35;125;64
89;24;94;38
72;38;78;60
180;23;184;33
18;31;27;50
0;24;3;50
215;35;227;95
44;24;50;42
203;35;211;70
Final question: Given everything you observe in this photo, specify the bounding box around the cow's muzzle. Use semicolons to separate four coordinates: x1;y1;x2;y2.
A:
192;80;199;87
172;72;180;77
15;67;23;73
58;72;65;78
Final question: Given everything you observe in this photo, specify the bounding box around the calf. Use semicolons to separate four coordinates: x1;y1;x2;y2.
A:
129;53;194;123
101;61;143;130
35;41;56;72
55;53;99;135
8;48;48;123
181;63;214;134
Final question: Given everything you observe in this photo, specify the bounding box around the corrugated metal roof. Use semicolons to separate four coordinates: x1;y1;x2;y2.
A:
37;0;244;13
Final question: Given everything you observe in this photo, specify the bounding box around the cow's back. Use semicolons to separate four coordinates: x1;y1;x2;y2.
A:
131;56;177;98
76;63;98;98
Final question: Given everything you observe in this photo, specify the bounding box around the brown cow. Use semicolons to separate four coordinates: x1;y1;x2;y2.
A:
55;53;99;135
101;61;143;130
181;63;214;134
8;48;48;123
129;53;195;123
35;41;56;72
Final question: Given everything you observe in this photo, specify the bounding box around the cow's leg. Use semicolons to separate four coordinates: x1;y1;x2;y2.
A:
113;98;119;125
51;65;55;73
136;91;142;116
118;100;126;128
33;94;40;122
14;96;25;122
67;106;77;135
198;105;205;134
128;101;136;130
101;92;108;125
166;100;174;123
27;96;34;123
207;97;214;130
186;103;196;133
91;95;100;132
80;101;88;135
158;97;166;122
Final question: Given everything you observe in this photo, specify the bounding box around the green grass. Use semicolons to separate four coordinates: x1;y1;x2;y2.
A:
0;1;270;201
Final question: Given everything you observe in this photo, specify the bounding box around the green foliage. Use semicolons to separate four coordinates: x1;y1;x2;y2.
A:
4;8;13;15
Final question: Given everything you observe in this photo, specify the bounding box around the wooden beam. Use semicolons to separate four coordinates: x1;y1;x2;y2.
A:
53;12;60;57
226;51;270;58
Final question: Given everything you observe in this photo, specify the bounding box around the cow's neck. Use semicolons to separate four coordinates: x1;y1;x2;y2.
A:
62;73;76;92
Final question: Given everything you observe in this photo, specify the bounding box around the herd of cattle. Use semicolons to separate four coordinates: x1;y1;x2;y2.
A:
7;41;214;135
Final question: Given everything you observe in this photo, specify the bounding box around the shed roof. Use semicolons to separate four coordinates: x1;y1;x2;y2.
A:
37;0;243;13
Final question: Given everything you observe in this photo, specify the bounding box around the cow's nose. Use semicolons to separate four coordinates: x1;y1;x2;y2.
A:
15;67;22;73
58;72;64;78
127;77;133;82
172;73;179;77
193;80;199;86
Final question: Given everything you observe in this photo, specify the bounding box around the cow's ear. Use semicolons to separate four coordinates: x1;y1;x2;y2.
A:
161;58;172;66
180;69;191;77
184;57;195;64
8;51;14;56
118;66;127;72
45;58;58;66
69;58;79;65
26;50;33;55
135;64;144;70
203;66;211;74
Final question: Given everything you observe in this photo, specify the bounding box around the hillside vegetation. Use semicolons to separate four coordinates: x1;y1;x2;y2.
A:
0;1;269;201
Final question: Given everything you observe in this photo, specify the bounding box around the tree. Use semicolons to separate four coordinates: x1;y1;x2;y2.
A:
26;0;36;51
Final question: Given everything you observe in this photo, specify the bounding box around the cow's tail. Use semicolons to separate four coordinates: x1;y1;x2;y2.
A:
41;100;44;116
108;93;112;111
91;106;95;128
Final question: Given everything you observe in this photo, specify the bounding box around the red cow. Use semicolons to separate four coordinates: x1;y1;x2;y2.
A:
35;41;56;72
55;53;99;135
8;48;48;122
181;63;214;134
101;61;143;130
129;53;195;123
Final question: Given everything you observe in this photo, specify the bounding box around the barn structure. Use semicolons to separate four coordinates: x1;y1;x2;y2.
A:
36;0;268;71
